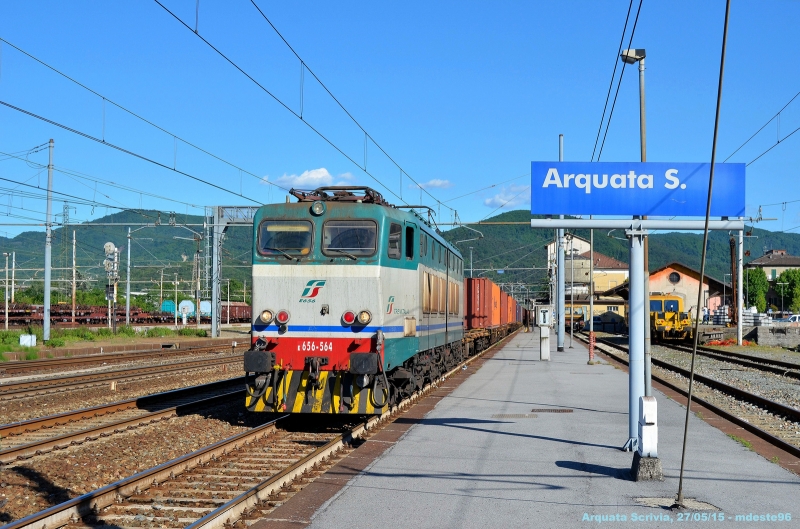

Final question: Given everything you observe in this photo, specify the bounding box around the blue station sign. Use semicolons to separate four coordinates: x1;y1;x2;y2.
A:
530;162;745;217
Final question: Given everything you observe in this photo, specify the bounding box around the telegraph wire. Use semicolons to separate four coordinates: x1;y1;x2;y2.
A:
246;0;454;212
596;0;644;161
0;99;262;205
443;173;530;203
0;37;288;194
591;0;634;161
480;185;531;221
723;89;800;162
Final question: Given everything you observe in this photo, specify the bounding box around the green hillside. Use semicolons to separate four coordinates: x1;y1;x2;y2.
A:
1;208;797;306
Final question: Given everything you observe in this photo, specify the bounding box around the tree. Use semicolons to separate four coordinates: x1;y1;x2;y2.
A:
776;269;800;313
744;267;769;312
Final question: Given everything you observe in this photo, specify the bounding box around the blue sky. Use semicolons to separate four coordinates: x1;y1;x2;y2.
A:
1;1;799;238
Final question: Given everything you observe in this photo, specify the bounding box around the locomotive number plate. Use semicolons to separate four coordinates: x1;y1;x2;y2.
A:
297;340;335;352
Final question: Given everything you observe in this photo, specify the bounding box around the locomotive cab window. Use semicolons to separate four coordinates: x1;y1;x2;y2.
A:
405;226;414;259
388;223;402;259
257;220;312;257
665;300;679;312
322;220;377;257
650;300;663;312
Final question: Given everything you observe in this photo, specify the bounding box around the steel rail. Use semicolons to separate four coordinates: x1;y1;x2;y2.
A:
5;327;521;529
1;389;243;464
577;335;800;459
0;376;242;436
0;343;244;376
674;342;800;379
0;355;243;399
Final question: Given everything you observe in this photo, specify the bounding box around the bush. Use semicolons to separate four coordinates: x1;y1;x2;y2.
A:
46;337;65;348
24;350;40;360
145;327;174;338
178;328;207;337
96;327;113;338
117;325;137;337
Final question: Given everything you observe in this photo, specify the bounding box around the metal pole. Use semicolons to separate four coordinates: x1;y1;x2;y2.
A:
195;248;201;328
638;57;652;398
126;227;131;325
470;247;473;278
4;253;8;330
589;224;595;362
10;251;15;303
227;278;230;325
211;209;222;337
71;232;76;324
569;236;574;348
737;227;743;345
160;269;163;305
43;139;53;342
625;230;646;451
557;134;565;352
174;273;178;327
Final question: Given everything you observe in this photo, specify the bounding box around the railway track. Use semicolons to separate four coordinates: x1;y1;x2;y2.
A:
0;354;243;400
0;344;244;377
0;378;245;464
578;334;800;459
670;342;800;380
5;329;519;529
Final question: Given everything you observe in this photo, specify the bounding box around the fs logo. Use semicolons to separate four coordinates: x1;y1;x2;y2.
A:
299;280;326;303
386;295;395;314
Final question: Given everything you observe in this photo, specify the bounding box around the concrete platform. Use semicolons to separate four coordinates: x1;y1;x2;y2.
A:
264;331;800;528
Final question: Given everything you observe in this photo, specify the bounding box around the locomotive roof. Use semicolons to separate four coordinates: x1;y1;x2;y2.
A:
286;186;459;257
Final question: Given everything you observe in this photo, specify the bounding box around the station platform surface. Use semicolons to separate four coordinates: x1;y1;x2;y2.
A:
261;331;800;528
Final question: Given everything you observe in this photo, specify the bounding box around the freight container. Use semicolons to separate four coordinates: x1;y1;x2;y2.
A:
490;281;501;327
500;291;509;326
465;278;491;330
221;301;251;323
160;300;176;315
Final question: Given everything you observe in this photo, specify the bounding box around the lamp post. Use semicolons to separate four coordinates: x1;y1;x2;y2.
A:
777;282;788;316
620;47;651;396
3;253;8;330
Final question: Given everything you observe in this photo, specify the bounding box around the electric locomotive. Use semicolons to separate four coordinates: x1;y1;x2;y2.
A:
244;186;465;415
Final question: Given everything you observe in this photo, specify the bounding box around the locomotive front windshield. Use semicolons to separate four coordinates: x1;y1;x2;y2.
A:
323;220;377;257
258;220;312;256
665;300;679;312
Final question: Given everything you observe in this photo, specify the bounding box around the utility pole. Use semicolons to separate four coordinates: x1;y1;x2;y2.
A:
71;231;76;324
195;244;201;328
243;280;247;304
226;278;230;325
557;134;565;352
3;253;8;330
126;227;131;325
11;251;15;303
589;222;595;362
174;273;179;326
569;235;574;348
160;269;164;305
43;139;54;342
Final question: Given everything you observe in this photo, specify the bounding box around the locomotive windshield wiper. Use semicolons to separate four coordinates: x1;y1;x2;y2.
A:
263;247;299;261
328;248;358;261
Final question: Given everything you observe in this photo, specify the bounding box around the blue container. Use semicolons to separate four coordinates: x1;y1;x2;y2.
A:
178;300;196;318
161;300;176;314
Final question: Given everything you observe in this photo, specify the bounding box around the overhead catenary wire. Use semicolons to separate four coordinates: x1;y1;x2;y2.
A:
245;0;454;213
0;99;263;205
152;1;454;215
591;0;635;161
596;0;644;161
0;37;288;194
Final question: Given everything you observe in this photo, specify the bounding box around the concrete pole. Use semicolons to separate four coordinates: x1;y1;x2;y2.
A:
737;227;744;345
557;134;566;352
625;230;646;451
71;232;76;324
4;253;8;330
43;139;53;342
126;228;131;325
11;251;15;303
174;273;178;327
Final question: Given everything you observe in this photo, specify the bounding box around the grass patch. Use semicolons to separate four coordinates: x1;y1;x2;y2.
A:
23;351;39;360
0;352;6;362
770;456;779;464
695;411;704;420
46;337;66;348
727;434;753;450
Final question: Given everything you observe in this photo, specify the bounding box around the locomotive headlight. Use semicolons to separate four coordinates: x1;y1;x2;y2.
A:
276;310;291;324
357;310;372;325
310;201;326;216
260;310;274;323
